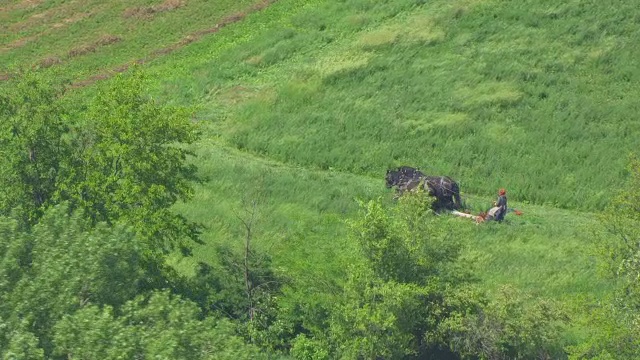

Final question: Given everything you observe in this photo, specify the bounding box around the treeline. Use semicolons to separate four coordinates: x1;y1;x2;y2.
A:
0;71;638;359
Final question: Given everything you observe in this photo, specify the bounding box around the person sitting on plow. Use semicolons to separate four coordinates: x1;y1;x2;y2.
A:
477;188;521;223
494;188;508;221
476;188;507;222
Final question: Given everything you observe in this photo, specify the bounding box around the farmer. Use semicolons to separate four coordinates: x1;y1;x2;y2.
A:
493;188;507;222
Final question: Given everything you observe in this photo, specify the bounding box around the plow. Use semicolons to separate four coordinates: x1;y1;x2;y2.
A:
451;208;523;224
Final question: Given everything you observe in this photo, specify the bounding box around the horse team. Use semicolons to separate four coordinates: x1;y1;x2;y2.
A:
385;166;462;212
386;166;512;223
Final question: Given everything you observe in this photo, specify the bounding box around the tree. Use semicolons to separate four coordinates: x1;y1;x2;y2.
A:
0;69;201;255
0;205;268;359
440;285;567;360
1;319;44;360
298;192;568;360
600;155;640;306
573;155;640;359
0;71;70;226
58;69;201;255
319;192;479;359
0;205;156;356
53;291;265;360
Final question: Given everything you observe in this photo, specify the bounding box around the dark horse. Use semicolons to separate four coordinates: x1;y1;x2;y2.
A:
385;166;462;212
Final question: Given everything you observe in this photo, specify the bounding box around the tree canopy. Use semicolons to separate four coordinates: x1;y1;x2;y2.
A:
0;70;200;255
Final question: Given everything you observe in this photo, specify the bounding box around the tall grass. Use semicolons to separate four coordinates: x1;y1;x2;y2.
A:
146;0;639;210
4;1;637;209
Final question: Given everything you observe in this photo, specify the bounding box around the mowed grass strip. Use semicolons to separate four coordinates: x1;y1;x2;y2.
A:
171;141;609;298
170;141;378;284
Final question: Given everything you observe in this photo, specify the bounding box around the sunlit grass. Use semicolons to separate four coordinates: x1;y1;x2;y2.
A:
3;0;635;351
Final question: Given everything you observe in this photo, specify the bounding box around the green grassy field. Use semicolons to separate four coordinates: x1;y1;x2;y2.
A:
144;0;640;210
3;0;635;352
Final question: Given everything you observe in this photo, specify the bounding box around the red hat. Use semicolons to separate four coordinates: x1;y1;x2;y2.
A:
499;188;506;196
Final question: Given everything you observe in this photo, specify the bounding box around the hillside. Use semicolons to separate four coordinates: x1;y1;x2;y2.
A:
4;0;638;208
1;0;637;358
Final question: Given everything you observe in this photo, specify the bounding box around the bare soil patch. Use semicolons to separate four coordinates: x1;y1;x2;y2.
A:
123;0;186;20
67;35;122;58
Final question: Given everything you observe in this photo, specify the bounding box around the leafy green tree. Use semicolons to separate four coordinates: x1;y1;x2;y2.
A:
2;320;44;360
0;71;70;226
599;155;640;306
53;291;264;360
53;305;136;359
0;205;268;359
350;193;463;285
440;285;567;360
0;205;156;356
295;192;568;360
290;334;331;360
316;192;479;359
0;69;200;254
328;266;435;359
58;70;200;254
566;302;637;360
573;155;640;359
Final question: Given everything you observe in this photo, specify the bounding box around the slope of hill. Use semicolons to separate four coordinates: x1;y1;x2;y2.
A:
148;0;640;210
2;0;635;356
4;0;637;209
